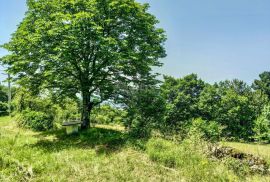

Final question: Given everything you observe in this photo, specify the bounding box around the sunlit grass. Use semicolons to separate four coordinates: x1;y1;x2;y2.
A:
0;117;183;181
94;123;125;132
0;116;12;127
224;142;270;163
146;138;239;182
222;142;270;182
0;117;269;182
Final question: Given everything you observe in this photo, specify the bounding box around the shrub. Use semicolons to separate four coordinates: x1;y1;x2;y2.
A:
18;110;53;131
0;102;8;116
124;89;166;138
12;88;80;129
91;105;126;125
188;118;224;142
53;99;80;127
125;116;153;139
253;105;270;143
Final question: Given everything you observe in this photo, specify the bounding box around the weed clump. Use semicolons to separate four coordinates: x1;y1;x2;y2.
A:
146;137;238;182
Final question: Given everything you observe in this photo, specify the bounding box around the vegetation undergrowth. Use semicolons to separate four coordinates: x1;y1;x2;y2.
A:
1;117;269;182
0;0;269;181
146;137;238;182
224;142;270;164
0;117;183;181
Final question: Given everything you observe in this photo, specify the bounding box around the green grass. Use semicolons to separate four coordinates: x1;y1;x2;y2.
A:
224;142;270;163
0;116;269;181
0;117;183;181
146;138;239;181
223;142;270;182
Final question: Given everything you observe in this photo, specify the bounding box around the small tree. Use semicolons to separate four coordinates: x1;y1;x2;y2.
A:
161;74;205;131
253;105;270;143
124;87;166;138
1;0;166;129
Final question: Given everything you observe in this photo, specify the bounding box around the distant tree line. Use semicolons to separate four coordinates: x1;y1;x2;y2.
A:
126;72;270;142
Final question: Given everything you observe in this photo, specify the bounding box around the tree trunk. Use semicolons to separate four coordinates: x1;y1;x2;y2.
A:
81;90;91;130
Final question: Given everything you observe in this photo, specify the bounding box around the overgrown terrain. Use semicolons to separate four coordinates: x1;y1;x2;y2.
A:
225;142;270;162
1;117;269;182
0;0;270;181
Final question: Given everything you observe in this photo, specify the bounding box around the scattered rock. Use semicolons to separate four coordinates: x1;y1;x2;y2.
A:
208;144;269;174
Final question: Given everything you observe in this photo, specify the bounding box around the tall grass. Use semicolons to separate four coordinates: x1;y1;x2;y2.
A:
0;117;183;181
1;117;269;181
146;138;239;182
224;142;270;182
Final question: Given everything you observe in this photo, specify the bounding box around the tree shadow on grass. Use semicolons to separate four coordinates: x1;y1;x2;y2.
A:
28;127;128;155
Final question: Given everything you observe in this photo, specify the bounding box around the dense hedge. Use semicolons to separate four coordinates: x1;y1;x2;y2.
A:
18;110;53;131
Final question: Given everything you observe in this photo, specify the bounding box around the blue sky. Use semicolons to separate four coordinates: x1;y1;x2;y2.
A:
1;0;270;84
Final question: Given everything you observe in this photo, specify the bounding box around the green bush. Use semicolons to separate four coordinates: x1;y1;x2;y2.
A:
126;117;153;139
253;105;270;143
124;88;166;138
53;99;80;127
188;118;224;142
12;88;80;129
91;105;125;125
18;110;53;131
0;102;8;116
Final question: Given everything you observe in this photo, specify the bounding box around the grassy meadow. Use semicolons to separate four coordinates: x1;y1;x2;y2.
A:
1;0;270;181
0;116;269;182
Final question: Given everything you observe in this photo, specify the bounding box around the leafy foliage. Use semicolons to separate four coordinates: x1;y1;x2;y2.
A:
188;118;223;142
1;0;166;129
91;104;126;125
253;105;270;142
0;102;8;116
253;71;270;99
161;74;205;132
0;85;12;116
0;85;8;103
12;87;80;130
158;75;269;142
124;88;166;138
199;80;267;140
17;109;53;131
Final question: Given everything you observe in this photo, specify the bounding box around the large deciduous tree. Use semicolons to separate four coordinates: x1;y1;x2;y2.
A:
1;0;166;129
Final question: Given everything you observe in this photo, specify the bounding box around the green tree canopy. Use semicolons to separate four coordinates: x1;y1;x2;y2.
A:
199;79;268;140
253;104;270;142
253;71;270;99
161;74;205;131
1;0;166;129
